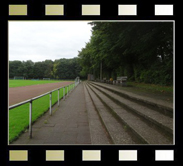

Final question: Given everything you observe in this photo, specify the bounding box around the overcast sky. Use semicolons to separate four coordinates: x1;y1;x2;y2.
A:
9;21;92;62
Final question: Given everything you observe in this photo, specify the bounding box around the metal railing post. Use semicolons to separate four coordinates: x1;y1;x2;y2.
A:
63;87;65;100
50;92;52;115
67;86;68;96
29;100;32;138
58;89;60;106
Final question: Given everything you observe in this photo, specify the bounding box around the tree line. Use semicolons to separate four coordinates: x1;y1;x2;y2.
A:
77;22;173;86
9;58;81;80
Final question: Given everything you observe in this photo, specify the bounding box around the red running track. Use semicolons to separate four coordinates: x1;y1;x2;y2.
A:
9;81;73;106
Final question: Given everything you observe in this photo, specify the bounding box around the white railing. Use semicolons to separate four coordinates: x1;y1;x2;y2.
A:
9;80;80;139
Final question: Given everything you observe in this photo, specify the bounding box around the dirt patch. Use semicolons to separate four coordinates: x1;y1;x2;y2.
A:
9;82;73;106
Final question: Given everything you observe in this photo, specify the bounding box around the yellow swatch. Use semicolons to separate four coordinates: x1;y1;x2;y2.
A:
9;150;28;161
9;5;27;16
45;5;64;15
82;5;100;15
46;150;64;161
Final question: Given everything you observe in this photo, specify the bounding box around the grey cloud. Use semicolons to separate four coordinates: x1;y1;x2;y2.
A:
9;21;92;62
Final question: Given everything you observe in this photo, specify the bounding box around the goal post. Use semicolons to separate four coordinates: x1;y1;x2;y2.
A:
43;78;50;80
14;76;24;80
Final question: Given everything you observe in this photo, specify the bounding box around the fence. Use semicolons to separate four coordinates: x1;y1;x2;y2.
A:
9;79;80;139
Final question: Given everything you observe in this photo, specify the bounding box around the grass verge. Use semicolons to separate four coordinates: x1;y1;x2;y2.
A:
9;84;74;143
127;82;173;94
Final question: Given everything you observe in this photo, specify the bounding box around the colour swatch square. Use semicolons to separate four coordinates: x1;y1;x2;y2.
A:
46;150;64;161
118;5;137;15
119;150;137;161
82;5;100;15
155;150;174;161
45;5;64;15
155;5;173;15
82;150;101;161
9;5;27;15
9;150;28;161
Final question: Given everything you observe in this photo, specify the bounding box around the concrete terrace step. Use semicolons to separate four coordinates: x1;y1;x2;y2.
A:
83;83;111;144
84;83;137;144
87;82;172;145
90;81;173;117
89;82;173;139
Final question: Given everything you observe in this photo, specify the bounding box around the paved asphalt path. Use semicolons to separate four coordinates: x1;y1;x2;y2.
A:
11;82;91;145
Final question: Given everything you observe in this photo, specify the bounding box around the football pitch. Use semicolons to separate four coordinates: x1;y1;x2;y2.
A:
9;79;65;88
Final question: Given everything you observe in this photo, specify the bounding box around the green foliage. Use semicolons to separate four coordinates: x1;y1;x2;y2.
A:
9;60;24;78
9;58;81;80
77;22;173;86
52;58;81;79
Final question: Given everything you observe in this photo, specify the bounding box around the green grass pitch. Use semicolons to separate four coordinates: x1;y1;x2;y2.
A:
9;80;65;88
